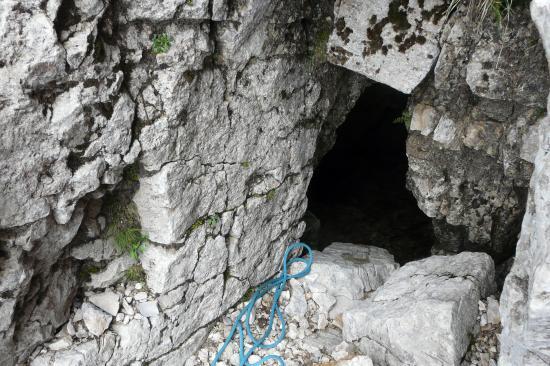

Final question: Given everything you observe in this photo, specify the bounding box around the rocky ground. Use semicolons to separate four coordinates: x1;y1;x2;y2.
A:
26;242;505;366
187;243;502;366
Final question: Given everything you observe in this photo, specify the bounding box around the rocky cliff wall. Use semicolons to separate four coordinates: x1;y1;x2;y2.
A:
0;0;365;364
1;0;550;365
325;0;549;258
499;1;550;364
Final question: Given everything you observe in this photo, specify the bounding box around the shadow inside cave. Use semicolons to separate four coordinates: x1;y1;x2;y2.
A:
303;83;435;265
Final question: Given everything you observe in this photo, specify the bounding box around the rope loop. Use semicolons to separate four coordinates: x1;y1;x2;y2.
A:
210;242;313;366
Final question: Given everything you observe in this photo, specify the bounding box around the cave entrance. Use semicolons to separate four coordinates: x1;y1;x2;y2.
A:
304;83;434;264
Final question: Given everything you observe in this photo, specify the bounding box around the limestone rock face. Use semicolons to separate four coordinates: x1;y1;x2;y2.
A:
327;0;447;94
289;242;399;324
343;252;495;366
406;5;549;256
0;0;365;364
499;2;550;365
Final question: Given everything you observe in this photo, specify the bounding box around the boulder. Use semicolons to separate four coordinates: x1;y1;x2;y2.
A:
290;242;399;321
343;252;495;366
88;289;120;316
81;303;112;337
327;0;447;93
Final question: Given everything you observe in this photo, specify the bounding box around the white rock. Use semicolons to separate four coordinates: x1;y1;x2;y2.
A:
137;301;160;318
285;279;307;320
292;243;398;321
88;289;120;316
47;337;72;351
66;320;76;336
336;356;373;366
479;300;487;312
81;302;112;337
486;297;500;325
121;298;135;316
248;355;261;364
343;252;495;366
327;0;446;93
134;292;148;302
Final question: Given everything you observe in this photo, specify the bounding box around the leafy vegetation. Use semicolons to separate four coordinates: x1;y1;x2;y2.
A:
189;213;221;233
393;110;412;130
152;33;171;54
104;197;147;260
115;228;147;260
123;162;140;182
79;263;101;281
207;214;220;227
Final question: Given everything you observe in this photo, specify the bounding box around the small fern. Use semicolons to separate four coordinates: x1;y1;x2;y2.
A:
152;33;171;54
207;214;220;227
393;111;412;130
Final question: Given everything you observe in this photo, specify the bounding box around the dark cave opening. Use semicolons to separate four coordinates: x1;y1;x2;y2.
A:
304;83;435;264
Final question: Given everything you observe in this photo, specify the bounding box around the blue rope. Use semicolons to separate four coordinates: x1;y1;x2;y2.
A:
210;242;313;366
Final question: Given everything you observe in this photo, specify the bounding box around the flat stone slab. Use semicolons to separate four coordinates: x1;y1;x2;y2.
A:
343;252;495;366
327;0;447;93
290;242;399;321
88;289;120;316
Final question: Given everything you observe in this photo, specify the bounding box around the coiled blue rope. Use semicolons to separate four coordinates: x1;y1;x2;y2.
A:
210;242;313;366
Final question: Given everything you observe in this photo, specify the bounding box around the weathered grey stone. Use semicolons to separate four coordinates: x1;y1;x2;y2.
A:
137;301;160;318
82;302;112;337
88;289;120;316
343;252;495;366
327;0;447;93
337;356;373;366
291;243;398;321
500;4;550;362
87;256;136;289
406;4;549;256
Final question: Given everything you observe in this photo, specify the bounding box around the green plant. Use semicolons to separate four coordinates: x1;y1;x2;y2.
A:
534;107;547;120
207;214;220;227
445;0;514;26
393;110;412;130
152;33;171;54
266;189;276;201
79;263;101;281
115;228;147;260
123;163;140;182
125;264;146;282
311;26;332;64
185;0;193;5
190;217;205;231
103;198;147;260
242;287;255;302
241;161;250;168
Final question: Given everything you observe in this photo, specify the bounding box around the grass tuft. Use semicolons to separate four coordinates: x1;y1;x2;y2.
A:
445;0;516;27
125;264;146;282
